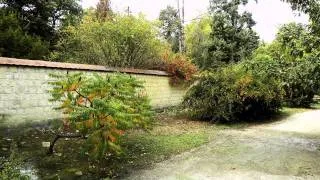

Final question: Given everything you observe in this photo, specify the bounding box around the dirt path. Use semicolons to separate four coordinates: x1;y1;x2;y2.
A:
126;110;320;180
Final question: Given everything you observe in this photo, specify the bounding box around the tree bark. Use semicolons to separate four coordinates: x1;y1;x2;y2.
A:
47;133;86;155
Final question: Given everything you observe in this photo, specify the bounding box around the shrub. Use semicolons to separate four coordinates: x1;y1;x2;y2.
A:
281;57;320;107
252;44;320;107
49;73;153;159
265;22;320;107
161;51;198;85
183;63;283;122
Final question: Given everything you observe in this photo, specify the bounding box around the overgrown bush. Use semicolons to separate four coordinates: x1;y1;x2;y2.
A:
183;62;283;122
49;73;153;159
281;57;320;107
252;43;320;107
269;23;320;107
161;51;198;85
51;11;165;69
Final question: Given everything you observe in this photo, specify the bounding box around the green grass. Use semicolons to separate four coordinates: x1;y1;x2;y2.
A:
311;102;320;109
106;117;217;178
281;107;311;115
122;131;209;162
281;101;320;116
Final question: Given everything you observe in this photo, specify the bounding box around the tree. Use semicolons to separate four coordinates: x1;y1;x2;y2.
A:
204;0;259;69
96;0;113;21
0;9;49;59
282;0;320;22
252;44;320;107
48;73;153;159
276;23;307;59
265;23;320;107
274;0;320;34
159;6;182;53
185;15;212;68
249;22;320;107
1;0;82;43
276;23;320;58
51;12;165;69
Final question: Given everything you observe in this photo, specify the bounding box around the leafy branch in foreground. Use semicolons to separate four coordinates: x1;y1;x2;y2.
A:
48;73;153;159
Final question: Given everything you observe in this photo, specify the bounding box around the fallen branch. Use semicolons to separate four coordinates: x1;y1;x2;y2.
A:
47;133;87;155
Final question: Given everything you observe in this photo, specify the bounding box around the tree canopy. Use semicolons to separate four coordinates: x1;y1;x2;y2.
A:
185;15;212;67
159;6;182;53
51;12;165;69
204;0;259;69
0;9;50;59
0;0;82;59
1;0;82;42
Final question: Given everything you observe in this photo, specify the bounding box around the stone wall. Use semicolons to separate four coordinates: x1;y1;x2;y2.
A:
0;57;187;126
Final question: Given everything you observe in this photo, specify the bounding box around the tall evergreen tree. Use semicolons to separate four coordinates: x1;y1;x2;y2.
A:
0;9;50;59
1;0;82;43
204;0;259;69
159;6;182;53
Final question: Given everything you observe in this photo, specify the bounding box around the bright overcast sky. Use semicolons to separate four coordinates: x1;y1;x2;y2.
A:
81;0;309;42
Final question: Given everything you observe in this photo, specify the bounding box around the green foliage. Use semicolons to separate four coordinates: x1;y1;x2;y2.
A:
252;43;320;107
0;146;30;180
49;73;154;159
0;160;29;180
282;0;320;33
282;57;320;107
276;23;320;59
51;13;165;69
159;6;182;53
205;0;259;69
185;16;212;67
0;0;82;59
1;0;83;42
183;62;283;122
251;23;320;107
0;9;50;59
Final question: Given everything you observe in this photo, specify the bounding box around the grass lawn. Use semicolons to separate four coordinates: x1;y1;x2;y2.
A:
112;115;217;178
281;101;320;115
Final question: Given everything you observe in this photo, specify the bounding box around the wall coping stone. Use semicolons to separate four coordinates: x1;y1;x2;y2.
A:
0;57;169;76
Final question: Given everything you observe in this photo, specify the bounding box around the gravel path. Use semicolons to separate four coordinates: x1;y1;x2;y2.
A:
126;110;320;180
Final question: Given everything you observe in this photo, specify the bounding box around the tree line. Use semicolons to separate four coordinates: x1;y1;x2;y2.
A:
1;0;320;122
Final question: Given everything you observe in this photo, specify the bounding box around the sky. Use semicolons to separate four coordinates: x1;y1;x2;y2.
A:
81;0;309;42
